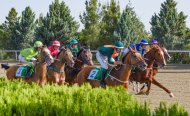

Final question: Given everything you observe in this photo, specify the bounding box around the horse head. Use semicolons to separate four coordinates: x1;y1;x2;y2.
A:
58;48;74;67
38;46;54;65
145;45;166;67
122;47;147;71
77;47;93;66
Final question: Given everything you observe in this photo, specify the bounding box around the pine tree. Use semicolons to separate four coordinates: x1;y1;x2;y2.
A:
116;4;147;46
79;0;101;48
150;0;187;49
2;8;18;49
99;0;120;45
35;0;79;46
10;6;35;49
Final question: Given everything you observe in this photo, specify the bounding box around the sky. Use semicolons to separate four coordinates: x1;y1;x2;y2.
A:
0;0;190;32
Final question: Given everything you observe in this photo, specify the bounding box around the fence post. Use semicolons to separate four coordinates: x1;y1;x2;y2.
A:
15;51;18;61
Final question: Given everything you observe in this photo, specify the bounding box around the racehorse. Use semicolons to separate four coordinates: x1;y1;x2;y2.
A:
65;47;93;85
46;48;74;85
1;46;54;85
136;45;171;91
74;48;147;89
130;44;174;97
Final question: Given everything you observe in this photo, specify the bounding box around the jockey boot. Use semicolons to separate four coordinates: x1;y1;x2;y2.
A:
100;68;107;86
25;67;32;79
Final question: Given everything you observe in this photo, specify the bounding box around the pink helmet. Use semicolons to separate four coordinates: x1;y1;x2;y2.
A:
52;40;60;46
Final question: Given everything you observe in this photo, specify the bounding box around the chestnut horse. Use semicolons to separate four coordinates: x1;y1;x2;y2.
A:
136;45;171;91
130;45;174;97
131;45;171;92
75;48;147;88
46;48;74;85
1;46;54;85
65;47;93;85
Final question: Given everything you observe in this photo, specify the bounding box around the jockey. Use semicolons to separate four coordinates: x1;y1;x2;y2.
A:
18;41;43;63
150;39;159;48
96;41;124;80
135;38;149;57
123;38;149;57
18;41;43;78
48;40;60;58
67;39;79;58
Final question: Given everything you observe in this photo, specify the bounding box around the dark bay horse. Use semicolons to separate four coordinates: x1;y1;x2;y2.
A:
130;45;174;97
75;48;147;89
65;47;94;85
46;48;74;85
1;46;54;85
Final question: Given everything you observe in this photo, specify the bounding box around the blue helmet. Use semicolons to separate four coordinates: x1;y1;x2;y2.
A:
151;39;158;44
140;39;149;45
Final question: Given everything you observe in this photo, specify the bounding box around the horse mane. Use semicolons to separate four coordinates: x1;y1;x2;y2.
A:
77;46;90;57
144;44;161;58
122;53;128;63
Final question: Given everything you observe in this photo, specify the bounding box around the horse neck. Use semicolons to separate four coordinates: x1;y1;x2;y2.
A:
52;60;65;71
74;59;84;68
145;51;155;68
108;63;132;85
35;62;47;80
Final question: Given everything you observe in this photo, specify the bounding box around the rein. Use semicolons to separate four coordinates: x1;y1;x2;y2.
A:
107;74;128;84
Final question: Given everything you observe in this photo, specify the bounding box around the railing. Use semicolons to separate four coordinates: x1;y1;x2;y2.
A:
0;50;190;61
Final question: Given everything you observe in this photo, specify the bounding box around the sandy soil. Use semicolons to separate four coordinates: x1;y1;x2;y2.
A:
1;61;190;113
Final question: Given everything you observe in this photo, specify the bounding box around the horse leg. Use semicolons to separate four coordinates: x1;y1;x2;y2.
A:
140;83;147;91
137;82;140;93
151;77;174;97
145;81;151;95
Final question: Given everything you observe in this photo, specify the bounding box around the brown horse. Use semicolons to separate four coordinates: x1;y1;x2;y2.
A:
75;48;147;88
65;47;94;85
46;48;74;85
130;45;174;97
1;46;54;85
131;45;171;92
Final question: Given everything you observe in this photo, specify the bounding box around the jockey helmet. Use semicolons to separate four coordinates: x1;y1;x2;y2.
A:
140;38;149;45
52;40;60;46
34;41;43;48
70;39;78;44
115;41;124;49
151;39;158;44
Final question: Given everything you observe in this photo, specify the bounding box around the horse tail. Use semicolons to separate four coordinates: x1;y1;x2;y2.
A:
1;64;10;70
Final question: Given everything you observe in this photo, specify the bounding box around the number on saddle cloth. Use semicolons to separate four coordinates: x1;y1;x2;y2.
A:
87;68;102;81
16;66;33;78
87;67;112;81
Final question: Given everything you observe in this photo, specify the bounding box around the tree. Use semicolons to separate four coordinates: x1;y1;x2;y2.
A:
98;0;120;45
10;6;35;49
1;8;18;49
150;0;187;49
115;4;147;46
79;0;101;48
35;0;79;46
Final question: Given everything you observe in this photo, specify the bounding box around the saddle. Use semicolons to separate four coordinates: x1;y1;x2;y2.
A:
16;65;33;78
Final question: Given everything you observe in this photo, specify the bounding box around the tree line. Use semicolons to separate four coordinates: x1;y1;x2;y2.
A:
0;0;190;50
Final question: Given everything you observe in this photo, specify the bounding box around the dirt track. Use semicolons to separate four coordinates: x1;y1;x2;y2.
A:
0;61;190;113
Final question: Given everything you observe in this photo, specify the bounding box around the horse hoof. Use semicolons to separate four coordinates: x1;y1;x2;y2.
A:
136;90;146;95
169;93;174;98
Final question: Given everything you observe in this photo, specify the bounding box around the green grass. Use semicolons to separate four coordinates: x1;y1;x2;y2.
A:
0;78;188;116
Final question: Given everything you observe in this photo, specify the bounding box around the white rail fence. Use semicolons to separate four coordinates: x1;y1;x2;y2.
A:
0;50;190;61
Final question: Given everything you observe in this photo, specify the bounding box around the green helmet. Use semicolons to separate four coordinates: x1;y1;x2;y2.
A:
70;39;78;44
34;41;43;48
115;41;124;48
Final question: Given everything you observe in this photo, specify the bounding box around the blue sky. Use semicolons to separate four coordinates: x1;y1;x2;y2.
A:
0;0;189;32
